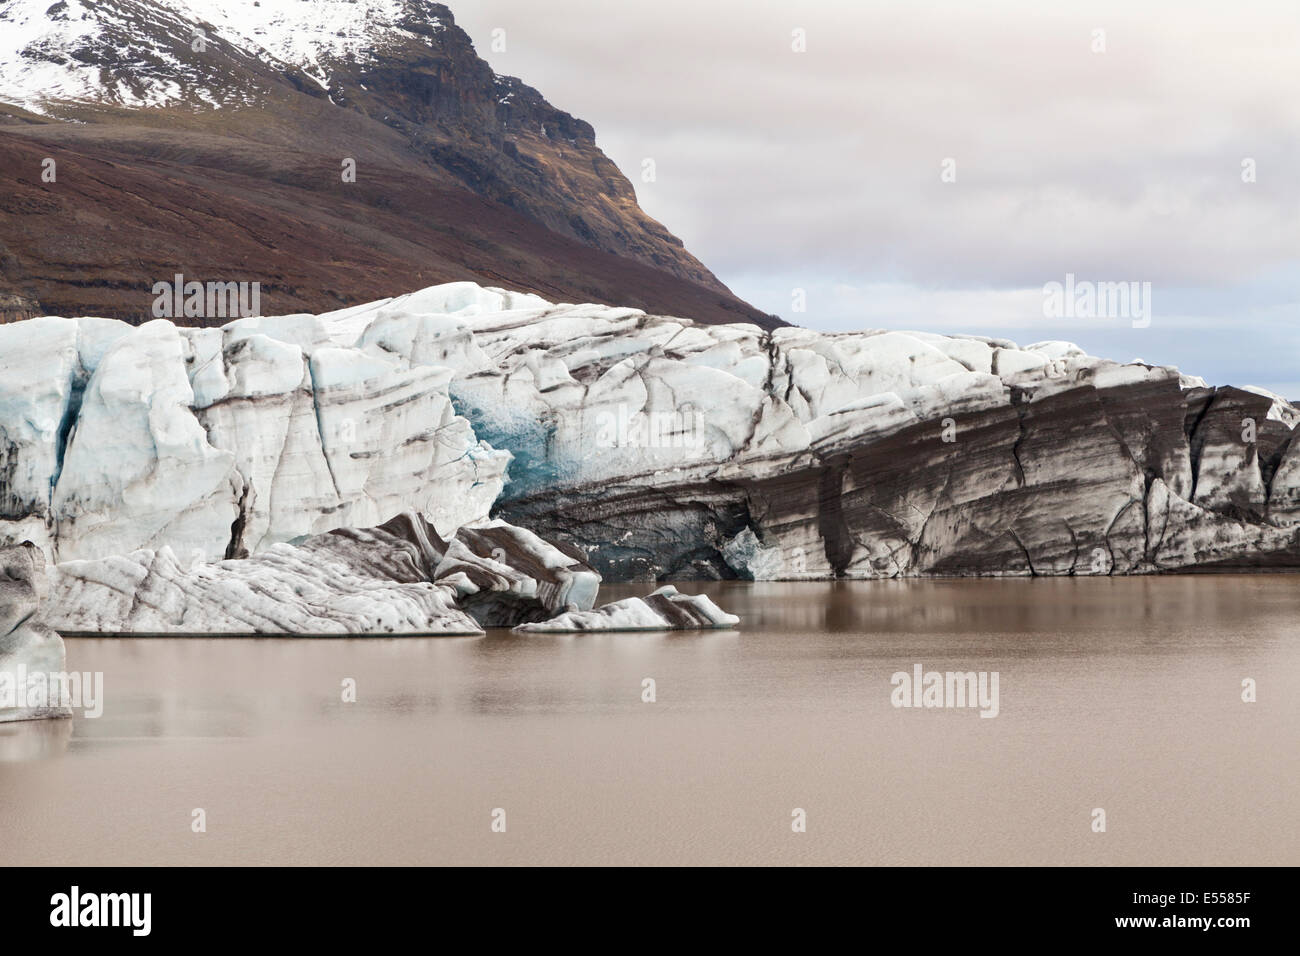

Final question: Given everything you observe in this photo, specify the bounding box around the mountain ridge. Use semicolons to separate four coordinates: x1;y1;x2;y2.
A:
0;0;781;327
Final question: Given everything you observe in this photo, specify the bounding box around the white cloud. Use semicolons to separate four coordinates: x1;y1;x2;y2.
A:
454;0;1299;386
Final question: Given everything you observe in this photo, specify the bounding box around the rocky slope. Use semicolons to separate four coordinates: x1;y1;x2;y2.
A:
0;0;775;326
2;282;1297;584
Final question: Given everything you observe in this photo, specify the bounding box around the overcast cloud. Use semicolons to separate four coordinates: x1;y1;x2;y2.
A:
454;0;1299;393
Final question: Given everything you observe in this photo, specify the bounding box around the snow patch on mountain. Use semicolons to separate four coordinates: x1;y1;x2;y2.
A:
180;0;447;90
0;0;449;114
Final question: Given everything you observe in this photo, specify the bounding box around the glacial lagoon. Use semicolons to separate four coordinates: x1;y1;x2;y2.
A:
1;576;1296;866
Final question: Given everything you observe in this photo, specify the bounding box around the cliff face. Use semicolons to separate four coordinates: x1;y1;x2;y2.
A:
0;293;41;323
303;1;720;290
2;283;1296;581
427;302;1300;580
0;0;775;327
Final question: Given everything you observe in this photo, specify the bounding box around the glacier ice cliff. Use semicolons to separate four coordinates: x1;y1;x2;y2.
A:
3;282;1299;589
0;304;508;564
1;542;73;721
431;289;1300;579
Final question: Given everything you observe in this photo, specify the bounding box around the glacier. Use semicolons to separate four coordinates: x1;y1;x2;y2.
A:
514;585;740;633
0;305;509;564
46;510;607;635
0;542;73;721
2;281;1299;613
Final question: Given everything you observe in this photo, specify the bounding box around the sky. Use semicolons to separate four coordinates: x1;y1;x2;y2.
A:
453;0;1299;395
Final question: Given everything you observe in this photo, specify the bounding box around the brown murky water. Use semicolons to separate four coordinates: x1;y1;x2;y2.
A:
1;576;1296;865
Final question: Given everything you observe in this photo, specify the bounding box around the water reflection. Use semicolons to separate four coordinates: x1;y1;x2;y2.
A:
34;576;1293;745
0;717;72;762
0;575;1296;865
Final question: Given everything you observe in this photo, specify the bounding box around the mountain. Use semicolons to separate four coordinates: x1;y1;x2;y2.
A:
3;282;1298;584
0;0;779;327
